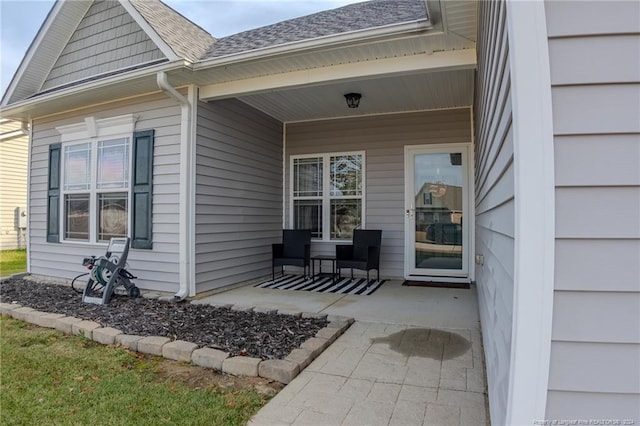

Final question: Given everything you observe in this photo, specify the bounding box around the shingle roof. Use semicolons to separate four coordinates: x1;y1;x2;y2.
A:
202;0;428;59
129;0;216;62
128;0;427;62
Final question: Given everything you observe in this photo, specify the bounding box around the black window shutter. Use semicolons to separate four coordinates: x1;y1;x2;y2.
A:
131;130;154;249
47;143;61;243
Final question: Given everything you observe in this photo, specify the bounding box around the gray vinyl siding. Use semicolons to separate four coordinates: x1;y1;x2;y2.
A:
41;0;164;91
545;0;640;420
473;1;513;425
29;93;181;293
195;99;283;293
0;122;28;250
285;109;472;280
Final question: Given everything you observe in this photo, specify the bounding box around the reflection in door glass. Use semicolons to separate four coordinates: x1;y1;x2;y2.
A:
414;153;463;270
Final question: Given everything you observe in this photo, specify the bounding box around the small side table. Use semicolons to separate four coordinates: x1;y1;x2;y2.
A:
311;255;337;283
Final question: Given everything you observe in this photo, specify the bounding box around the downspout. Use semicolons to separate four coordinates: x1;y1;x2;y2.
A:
26;119;33;272
156;71;194;300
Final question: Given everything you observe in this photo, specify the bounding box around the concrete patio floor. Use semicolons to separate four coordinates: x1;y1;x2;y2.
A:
197;280;489;425
196;279;481;329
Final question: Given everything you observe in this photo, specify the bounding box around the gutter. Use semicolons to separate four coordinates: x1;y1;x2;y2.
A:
0;60;190;119
156;71;195;301
193;19;433;70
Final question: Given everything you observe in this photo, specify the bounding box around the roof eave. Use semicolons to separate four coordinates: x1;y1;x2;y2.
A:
1;1;89;107
194;18;434;71
0;60;191;121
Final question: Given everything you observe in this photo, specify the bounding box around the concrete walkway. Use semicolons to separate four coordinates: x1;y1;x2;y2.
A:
198;280;488;425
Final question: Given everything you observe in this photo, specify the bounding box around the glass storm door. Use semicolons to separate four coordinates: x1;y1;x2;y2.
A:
405;145;470;279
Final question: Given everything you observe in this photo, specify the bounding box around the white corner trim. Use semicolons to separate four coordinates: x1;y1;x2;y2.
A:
187;85;198;297
56;114;138;142
119;0;180;61
505;0;555;423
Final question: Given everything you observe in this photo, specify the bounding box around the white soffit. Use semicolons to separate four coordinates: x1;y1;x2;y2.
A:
3;1;92;105
237;68;474;122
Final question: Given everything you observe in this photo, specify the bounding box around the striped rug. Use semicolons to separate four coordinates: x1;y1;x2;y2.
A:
256;274;385;296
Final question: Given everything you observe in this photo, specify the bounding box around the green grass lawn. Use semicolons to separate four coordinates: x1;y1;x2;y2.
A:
0;249;27;277
0;316;270;425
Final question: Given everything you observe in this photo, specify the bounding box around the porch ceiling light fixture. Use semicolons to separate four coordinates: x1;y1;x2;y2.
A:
344;92;362;108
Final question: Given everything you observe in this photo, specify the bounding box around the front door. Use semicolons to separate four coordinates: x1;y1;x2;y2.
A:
405;144;471;280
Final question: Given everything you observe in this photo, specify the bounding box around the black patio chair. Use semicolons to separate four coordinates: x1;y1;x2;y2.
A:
336;229;382;282
272;229;312;281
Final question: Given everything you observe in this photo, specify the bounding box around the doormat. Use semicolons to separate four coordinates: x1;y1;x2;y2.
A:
402;280;470;289
256;274;386;296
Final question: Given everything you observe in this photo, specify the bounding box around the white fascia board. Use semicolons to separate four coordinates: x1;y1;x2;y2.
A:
195;19;433;71
505;0;555;423
119;0;180;61
0;61;189;120
199;49;476;101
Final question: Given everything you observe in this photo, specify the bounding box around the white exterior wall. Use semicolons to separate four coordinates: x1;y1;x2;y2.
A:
194;99;283;292
544;1;640;420
285;109;472;279
29;92;182;292
0;121;29;250
42;0;164;91
473;1;514;425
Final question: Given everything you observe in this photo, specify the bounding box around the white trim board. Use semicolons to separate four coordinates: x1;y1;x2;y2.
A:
199;49;476;101
505;1;555;423
56;114;138;142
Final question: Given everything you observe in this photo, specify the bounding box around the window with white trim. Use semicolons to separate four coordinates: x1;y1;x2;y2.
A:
56;115;135;244
291;152;364;240
62;138;130;242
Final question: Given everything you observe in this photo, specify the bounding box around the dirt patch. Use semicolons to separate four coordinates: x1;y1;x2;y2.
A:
146;355;284;396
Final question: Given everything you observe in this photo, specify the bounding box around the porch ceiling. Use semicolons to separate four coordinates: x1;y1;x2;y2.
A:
194;0;479;123
234;68;474;123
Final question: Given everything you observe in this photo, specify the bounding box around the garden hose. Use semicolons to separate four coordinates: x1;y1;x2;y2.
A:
71;272;89;294
90;256;112;286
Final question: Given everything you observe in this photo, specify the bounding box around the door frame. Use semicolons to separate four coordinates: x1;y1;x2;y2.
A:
404;143;474;282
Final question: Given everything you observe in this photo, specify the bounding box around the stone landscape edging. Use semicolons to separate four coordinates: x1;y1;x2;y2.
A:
0;300;354;385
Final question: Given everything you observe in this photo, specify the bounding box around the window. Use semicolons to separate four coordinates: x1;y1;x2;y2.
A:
291;152;364;240
49;116;153;248
61;138;130;242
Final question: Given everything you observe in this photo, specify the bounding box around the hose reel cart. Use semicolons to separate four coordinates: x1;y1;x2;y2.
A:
82;237;140;305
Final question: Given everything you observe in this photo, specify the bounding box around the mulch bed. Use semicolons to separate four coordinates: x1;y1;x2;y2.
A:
0;278;327;360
